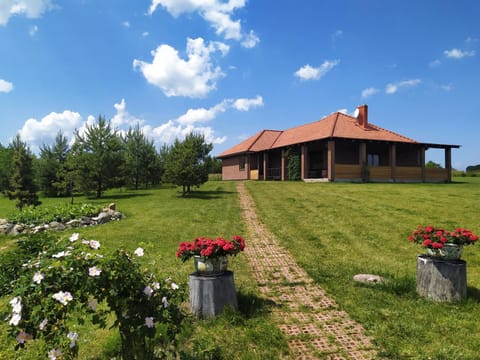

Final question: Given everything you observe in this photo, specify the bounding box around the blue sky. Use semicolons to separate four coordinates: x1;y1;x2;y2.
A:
0;0;479;170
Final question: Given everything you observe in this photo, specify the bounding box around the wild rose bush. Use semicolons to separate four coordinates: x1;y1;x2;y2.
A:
176;235;245;262
409;225;479;249
5;232;186;359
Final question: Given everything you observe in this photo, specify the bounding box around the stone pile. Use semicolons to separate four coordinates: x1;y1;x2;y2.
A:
0;203;123;236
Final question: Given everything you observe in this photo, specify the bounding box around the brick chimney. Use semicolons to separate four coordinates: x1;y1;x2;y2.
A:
357;104;368;128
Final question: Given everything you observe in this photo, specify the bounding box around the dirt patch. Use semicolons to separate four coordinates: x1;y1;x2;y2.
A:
237;182;378;359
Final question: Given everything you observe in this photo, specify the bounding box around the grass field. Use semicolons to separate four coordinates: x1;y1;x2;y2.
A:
1;178;480;359
0;182;289;359
246;177;480;359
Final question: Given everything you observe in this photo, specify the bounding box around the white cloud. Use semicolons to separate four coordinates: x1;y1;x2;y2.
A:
176;101;229;126
440;83;453;92
18;110;84;149
331;29;343;42
122;21;130;28
232;95;263;111
0;0;54;26
143;95;262;146
385;79;421;94
133;37;229;98
148;0;258;48
294;60;340;81
16;95;262;153
429;59;442;67
29;24;38;36
444;48;475;59
142;31;149;37
241;30;260;48
0;79;13;93
361;87;379;99
111;98;144;128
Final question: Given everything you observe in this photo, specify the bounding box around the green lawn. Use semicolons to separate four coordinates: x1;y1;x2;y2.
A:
245;177;480;359
0;182;289;359
1;178;480;359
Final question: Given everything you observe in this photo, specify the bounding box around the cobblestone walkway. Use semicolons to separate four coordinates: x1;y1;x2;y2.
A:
237;182;379;359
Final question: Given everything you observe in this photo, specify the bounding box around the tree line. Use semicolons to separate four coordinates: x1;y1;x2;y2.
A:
0;116;222;209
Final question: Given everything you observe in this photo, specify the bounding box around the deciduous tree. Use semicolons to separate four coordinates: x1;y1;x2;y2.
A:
163;132;212;196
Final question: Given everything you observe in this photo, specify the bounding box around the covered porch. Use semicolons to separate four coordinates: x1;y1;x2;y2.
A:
250;139;458;183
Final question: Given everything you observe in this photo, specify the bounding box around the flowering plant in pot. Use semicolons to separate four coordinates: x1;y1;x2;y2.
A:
176;236;245;275
408;225;478;259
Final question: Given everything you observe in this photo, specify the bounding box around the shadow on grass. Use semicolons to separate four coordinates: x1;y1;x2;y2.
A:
355;275;417;297
85;192;152;201
177;190;236;200
236;290;278;318
467;286;480;302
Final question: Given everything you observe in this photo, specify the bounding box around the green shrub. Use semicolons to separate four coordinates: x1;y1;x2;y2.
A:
7;203;100;225
0;233;57;296
5;232;186;359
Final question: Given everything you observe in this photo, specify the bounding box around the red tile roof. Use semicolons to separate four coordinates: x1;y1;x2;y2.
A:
218;110;418;158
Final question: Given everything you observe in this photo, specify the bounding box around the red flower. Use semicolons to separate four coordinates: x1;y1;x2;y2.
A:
432;242;444;249
425;225;434;233
423;239;432;247
177;235;246;262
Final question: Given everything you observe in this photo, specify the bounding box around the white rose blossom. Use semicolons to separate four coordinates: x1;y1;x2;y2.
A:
10;296;22;314
134;247;144;257
88;240;101;250
145;317;154;328
48;349;62;360
69;233;80;242
88;266;102;277
67;332;79;348
52;291;73;305
143;286;153;297
33;271;44;284
9;313;21;326
39;319;48;330
52;250;71;258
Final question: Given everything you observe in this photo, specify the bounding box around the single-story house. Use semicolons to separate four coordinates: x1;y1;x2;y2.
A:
217;105;460;183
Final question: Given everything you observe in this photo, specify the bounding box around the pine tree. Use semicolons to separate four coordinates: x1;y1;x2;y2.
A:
38;131;70;197
69;116;123;198
7;135;41;209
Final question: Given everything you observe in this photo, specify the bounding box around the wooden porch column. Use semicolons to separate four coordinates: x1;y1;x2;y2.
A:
390;144;396;182
301;145;308;180
420;147;426;182
445;147;452;183
246;154;251;180
263;152;268;180
281;149;286;181
359;142;367;165
327;141;335;181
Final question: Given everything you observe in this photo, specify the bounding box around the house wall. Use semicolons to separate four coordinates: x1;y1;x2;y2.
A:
221;156;249;180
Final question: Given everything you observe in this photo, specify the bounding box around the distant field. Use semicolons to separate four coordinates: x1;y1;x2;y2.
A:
1;177;480;358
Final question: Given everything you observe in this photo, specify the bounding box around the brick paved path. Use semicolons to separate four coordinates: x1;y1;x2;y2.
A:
237;182;379;359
